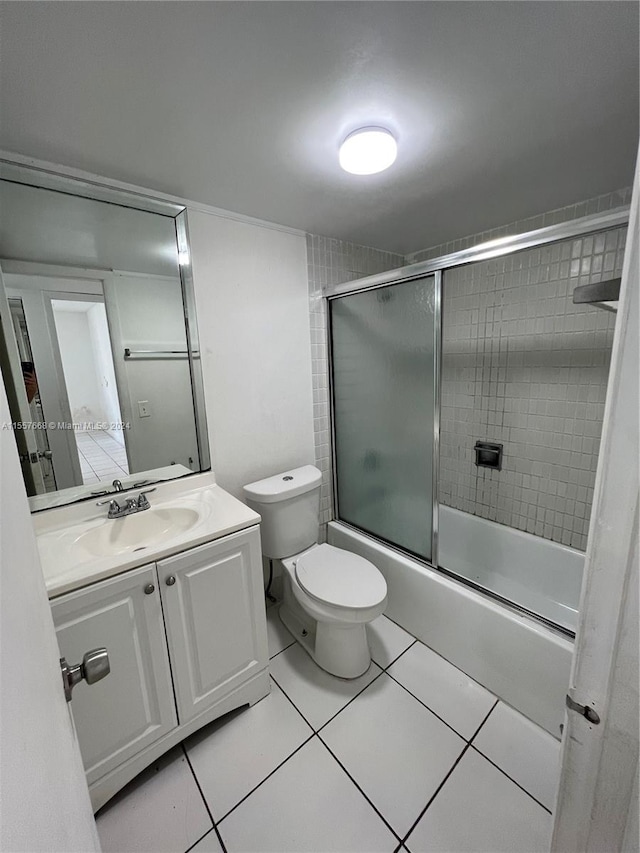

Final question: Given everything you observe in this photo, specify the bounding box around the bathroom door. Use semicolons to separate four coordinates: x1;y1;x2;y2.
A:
329;274;438;562
0;381;100;850
552;155;639;852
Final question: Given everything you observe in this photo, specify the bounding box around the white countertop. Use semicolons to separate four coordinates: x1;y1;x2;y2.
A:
36;472;261;599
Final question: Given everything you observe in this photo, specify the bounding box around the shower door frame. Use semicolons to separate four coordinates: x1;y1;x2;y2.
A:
326;206;630;629
327;271;442;565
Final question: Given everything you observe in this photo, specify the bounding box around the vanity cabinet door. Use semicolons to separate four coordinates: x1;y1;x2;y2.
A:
51;564;177;786
158;526;268;724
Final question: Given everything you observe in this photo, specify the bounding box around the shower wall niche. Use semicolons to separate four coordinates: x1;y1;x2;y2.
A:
440;227;625;551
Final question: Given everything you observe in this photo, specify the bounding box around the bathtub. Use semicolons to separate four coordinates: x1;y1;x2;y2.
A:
328;510;583;736
439;506;584;633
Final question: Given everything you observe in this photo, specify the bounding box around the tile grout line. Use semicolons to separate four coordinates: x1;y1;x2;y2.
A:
378;638;418;672
468;743;553;815
268;639;296;661
181;745;228;853
269;673;317;731
465;699;554;813
215;732;316;826
316;734;403;844
315;667;387;735
268;640;387;735
467;698;499;744
400;742;472;850
183;827;219;853
384;669;483;743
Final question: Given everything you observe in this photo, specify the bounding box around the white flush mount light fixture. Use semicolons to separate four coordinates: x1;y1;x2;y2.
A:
339;127;397;175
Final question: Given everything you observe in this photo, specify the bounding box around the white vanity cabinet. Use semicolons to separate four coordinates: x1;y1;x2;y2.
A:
158;527;266;723
51;563;177;786
50;524;269;811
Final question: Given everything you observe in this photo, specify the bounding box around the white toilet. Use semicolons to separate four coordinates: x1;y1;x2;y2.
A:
243;465;387;679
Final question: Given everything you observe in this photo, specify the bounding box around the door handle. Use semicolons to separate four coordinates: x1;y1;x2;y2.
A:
60;648;110;702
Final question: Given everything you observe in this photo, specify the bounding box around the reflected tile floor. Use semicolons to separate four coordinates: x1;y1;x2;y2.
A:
96;606;559;853
75;429;129;485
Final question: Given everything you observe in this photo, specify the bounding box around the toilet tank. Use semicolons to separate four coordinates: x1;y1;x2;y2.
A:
243;465;322;558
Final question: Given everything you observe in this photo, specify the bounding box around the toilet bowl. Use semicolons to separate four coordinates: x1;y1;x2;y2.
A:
243;465;388;679
280;543;387;678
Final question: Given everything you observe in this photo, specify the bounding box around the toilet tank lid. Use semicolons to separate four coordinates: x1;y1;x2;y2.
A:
243;465;322;504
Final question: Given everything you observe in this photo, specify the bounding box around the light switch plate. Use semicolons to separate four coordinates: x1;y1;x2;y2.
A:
138;400;151;418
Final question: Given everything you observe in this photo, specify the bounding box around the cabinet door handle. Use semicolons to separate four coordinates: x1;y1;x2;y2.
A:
60;648;110;702
144;583;155;595
165;575;176;586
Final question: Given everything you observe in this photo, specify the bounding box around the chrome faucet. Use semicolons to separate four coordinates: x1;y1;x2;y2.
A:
112;479;124;491
97;488;156;519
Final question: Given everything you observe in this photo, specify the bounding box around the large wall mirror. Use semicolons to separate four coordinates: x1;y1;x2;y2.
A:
0;161;210;511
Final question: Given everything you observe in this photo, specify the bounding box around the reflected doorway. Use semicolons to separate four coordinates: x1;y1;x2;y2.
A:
51;298;129;485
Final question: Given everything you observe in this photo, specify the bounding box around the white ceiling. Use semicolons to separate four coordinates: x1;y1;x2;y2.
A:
0;2;637;255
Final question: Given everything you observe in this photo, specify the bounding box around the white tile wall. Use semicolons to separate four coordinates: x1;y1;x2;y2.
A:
306;188;630;549
439;227;624;551
306;235;404;533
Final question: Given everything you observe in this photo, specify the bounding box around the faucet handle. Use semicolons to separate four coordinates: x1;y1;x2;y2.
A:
96;497;119;507
96;498;121;516
137;488;156;508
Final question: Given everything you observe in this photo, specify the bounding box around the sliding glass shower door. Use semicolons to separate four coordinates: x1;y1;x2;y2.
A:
329;275;439;562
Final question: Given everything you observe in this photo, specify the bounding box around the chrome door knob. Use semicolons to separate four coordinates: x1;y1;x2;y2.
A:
165;575;176;586
144;583;155;595
60;648;110;702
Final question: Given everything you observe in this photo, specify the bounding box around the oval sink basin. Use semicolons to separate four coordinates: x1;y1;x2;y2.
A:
73;508;200;558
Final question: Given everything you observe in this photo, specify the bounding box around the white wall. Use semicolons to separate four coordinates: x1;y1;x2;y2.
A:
188;210;315;499
87;302;124;444
104;273;199;472
52;308;107;425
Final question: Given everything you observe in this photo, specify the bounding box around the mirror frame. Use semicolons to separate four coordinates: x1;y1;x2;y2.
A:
0;158;211;508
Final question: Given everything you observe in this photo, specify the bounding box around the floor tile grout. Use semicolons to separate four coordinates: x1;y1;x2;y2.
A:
181;745;228;853
468;743;553;815
400;742;472;849
316;734;403;844
384;669;480;743
315;667;387;734
268;636;387;735
268;639;296;661
378;638;418;672
183;827;218;853
215;732;316;826
269;673;316;731
468;698;499;744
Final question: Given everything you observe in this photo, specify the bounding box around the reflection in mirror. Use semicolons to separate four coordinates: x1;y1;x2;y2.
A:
0;175;209;511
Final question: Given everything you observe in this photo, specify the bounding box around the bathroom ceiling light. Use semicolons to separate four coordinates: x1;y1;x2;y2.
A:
339;128;397;175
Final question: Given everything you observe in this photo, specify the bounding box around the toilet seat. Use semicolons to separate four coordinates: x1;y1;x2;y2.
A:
294;544;387;610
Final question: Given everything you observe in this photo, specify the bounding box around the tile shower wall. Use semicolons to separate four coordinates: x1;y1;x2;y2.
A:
306;236;403;532
308;188;630;548
440;227;625;552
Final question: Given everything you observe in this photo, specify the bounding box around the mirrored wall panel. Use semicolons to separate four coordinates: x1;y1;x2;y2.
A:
0;176;209;510
330;275;438;561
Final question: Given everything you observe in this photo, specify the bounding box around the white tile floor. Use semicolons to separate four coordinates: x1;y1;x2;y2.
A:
96;604;560;853
75;429;130;485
